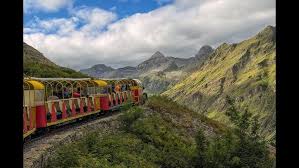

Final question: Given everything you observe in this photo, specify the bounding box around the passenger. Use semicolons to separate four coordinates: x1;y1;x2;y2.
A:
115;84;121;93
63;88;70;98
81;88;88;97
111;84;116;93
101;88;108;94
122;84;126;91
73;88;80;98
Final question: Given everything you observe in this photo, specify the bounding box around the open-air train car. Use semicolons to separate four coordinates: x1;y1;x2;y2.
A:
23;77;147;139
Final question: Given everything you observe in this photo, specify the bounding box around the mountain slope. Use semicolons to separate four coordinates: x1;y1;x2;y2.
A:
163;26;276;144
24;42;89;78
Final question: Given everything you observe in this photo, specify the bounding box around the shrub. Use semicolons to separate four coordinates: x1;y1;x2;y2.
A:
119;107;144;131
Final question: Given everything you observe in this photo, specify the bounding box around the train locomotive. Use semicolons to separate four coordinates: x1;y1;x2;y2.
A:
23;77;147;140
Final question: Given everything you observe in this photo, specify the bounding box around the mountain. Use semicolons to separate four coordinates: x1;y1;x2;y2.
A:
113;66;138;78
137;51;174;73
80;46;214;94
183;45;215;72
23;42;89;78
80;64;138;78
163;26;276;144
195;45;214;59
138;48;214;94
23;42;58;67
80;64;115;77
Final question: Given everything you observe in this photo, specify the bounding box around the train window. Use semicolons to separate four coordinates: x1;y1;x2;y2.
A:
95;87;101;94
87;87;96;95
96;87;107;94
35;90;45;105
24;90;35;106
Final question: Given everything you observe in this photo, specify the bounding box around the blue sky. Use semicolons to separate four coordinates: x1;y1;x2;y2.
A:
24;0;275;70
24;0;173;26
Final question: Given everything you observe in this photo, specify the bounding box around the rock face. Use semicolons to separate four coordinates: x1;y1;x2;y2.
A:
195;45;214;59
137;51;170;73
163;25;276;144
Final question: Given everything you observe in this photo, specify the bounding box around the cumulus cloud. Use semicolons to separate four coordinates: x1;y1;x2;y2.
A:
24;0;73;13
24;0;275;70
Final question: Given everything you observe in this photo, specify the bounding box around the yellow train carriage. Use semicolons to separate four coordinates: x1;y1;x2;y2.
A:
23;79;44;139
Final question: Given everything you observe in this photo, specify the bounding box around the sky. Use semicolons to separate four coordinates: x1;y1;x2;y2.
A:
24;0;275;70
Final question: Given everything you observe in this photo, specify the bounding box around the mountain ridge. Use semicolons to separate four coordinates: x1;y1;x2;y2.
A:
79;45;214;93
163;25;276;144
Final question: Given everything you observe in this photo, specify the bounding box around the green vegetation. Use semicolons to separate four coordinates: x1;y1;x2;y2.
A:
197;96;274;168
163;26;276;144
24;62;89;78
46;96;274;168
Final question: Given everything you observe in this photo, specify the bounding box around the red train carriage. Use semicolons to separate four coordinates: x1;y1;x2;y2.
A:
99;79;134;110
130;79;147;105
30;78;107;128
100;78;147;107
23;77;147;140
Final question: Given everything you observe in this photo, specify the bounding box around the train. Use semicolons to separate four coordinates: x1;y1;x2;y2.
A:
23;77;148;140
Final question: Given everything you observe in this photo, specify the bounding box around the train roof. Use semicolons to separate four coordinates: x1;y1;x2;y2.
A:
29;77;92;81
25;77;108;88
24;80;44;90
23;77;142;88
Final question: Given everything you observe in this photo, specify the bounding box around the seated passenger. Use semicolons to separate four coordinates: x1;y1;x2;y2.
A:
81;88;88;97
63;88;70;98
122;84;126;91
115;84;121;93
73;88;80;98
101;88;108;94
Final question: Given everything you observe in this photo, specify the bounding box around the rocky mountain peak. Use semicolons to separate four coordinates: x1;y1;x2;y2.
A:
195;45;214;59
256;25;276;42
150;51;165;59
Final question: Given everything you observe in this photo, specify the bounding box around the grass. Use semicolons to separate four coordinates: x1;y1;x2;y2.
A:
162;27;276;144
46;96;274;168
46;96;226;168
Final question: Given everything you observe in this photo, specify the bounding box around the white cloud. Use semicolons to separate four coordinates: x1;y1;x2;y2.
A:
24;0;275;70
24;0;73;13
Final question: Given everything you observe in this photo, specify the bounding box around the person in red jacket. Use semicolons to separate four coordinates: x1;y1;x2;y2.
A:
73;88;81;98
